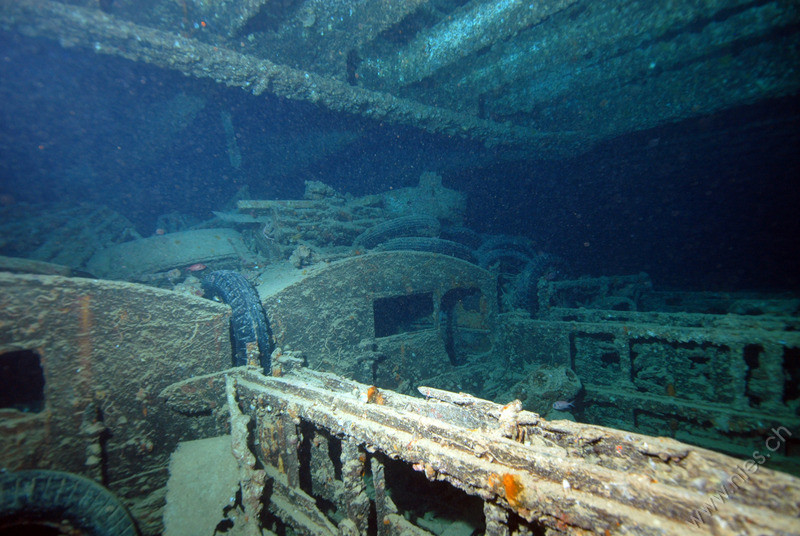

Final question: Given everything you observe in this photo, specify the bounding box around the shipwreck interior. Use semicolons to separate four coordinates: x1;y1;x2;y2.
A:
1;0;800;535
1;0;798;163
1;178;799;535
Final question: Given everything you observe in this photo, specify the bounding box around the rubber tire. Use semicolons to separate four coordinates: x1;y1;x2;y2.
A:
0;470;138;536
202;270;271;371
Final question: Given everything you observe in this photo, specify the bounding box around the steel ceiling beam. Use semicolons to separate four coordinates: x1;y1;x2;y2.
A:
0;0;581;158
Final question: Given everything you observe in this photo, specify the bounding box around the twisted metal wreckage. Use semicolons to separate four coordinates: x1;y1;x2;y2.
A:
1;268;799;535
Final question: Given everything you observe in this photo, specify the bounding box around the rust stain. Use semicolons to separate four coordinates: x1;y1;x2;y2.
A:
489;472;525;509
502;473;524;508
366;386;385;405
75;294;95;394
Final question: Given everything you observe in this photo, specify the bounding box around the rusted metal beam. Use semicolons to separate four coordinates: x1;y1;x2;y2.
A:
0;0;573;156
360;0;579;90
169;366;800;534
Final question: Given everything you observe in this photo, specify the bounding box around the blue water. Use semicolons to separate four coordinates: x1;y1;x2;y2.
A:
1;25;798;291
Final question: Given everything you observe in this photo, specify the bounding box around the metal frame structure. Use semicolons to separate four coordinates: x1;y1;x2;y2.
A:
3;0;796;160
163;363;800;535
2;267;800;534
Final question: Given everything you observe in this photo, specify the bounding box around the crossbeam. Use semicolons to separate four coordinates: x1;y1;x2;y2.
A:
0;0;576;156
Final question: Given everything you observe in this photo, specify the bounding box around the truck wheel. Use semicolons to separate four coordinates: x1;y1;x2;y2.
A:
0;470;138;536
202;270;271;371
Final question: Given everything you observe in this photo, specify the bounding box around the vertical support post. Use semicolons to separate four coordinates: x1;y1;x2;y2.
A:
340;439;370;533
484;501;510;536
370;456;396;536
726;342;751;409
756;341;787;407
278;414;300;488
225;375;266;536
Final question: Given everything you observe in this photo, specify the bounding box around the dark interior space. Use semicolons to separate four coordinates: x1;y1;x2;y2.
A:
460;96;800;291
1;29;798;291
381;455;486;534
0;1;798;533
0;349;45;413
373;293;434;338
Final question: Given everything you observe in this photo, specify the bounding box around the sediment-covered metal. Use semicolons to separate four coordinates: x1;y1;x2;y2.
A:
0;273;233;534
360;0;579;90
170;366;800;535
0;0;555;153
2;0;796;161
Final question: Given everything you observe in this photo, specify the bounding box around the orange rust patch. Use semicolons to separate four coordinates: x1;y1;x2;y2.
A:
487;472;524;509
502;473;524;508
76;294;94;370
366;386;385;405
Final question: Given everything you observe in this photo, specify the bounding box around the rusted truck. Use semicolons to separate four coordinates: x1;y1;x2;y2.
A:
2;248;799;535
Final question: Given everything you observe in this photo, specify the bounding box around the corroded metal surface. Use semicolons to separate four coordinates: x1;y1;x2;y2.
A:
3;0;796;159
0;0;548;153
263;251;497;385
363;0;579;91
4;269;799;534
86;228;253;280
501;275;800;474
0;273;233;534
169;366;800;535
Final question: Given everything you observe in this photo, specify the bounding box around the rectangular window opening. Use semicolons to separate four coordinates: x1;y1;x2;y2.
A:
373;293;434;338
0;349;45;413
